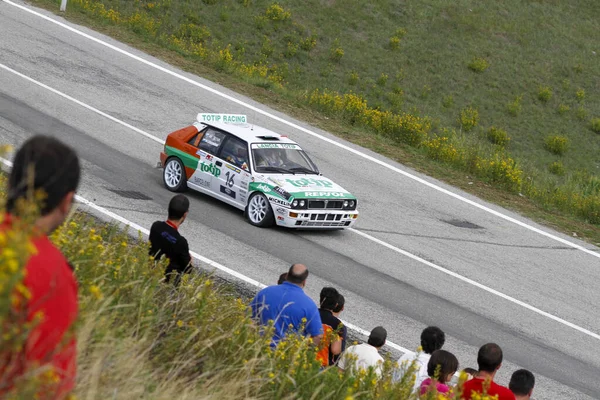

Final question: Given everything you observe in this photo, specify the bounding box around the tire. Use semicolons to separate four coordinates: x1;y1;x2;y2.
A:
246;192;274;227
163;157;187;192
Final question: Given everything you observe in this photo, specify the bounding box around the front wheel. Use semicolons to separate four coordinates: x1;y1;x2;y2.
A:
163;157;187;192
246;192;274;227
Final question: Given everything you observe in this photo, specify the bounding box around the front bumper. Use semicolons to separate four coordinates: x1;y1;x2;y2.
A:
275;208;359;228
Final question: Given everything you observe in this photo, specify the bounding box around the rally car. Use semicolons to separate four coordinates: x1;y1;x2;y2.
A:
158;113;359;229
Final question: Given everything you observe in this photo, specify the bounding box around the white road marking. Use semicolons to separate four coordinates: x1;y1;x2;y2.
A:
3;0;599;261
1;62;599;342
0;155;413;356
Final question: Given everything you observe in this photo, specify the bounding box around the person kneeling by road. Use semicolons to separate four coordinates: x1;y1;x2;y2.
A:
149;194;193;286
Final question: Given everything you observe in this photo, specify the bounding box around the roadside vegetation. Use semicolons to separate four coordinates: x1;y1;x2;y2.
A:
26;0;600;244
0;171;492;399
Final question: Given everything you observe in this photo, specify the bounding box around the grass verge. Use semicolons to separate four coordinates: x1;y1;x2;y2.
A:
16;0;600;246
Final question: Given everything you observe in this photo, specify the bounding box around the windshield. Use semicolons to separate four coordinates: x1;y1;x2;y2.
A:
251;143;319;174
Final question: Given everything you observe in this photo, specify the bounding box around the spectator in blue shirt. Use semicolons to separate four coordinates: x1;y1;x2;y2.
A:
251;264;323;347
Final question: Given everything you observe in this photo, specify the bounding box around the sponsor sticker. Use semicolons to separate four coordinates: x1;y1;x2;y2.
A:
256;184;271;193
200;162;220;178
198;113;247;124
304;191;346;197
192;176;211;188
226;164;241;174
286;178;333;188
220;185;236;199
277;216;285;221
268;196;288;206
275;207;287;214
196;149;207;157
251;143;301;150
272;186;291;200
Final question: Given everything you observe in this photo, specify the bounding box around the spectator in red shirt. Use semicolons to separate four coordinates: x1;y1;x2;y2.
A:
1;135;81;399
460;343;516;400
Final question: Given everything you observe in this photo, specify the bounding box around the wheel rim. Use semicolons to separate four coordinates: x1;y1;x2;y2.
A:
248;194;268;223
165;160;182;188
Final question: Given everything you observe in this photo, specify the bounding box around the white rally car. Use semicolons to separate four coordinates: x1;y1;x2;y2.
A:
158;113;359;228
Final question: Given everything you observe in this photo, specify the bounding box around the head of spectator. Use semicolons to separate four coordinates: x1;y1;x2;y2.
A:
167;194;189;227
427;349;459;384
367;326;387;349
319;286;339;311
476;343;504;378
6;135;80;234
462;367;478;380
286;263;309;288
509;369;535;399
421;326;445;355
333;294;345;317
277;272;288;284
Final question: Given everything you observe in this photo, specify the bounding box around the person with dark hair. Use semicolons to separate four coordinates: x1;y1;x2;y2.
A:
149;194;192;286
250;264;322;347
420;349;459;396
462;367;478;381
277;272;287;284
331;294;347;365
0;135;81;399
509;369;535;399
316;287;344;367
460;343;515;400
337;326;386;377
393;326;446;392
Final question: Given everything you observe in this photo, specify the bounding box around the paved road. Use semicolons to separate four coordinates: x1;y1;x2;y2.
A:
1;1;599;398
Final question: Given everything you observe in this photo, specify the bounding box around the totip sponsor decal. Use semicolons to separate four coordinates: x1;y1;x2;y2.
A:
198;113;247;124
200;162;220;178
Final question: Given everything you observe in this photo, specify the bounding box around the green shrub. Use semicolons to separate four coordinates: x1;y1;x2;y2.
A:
487;126;510;147
377;73;388;87
459;106;479;131
330;46;344;62
590;118;600;134
576;106;588;121
506;95;523;116
468;57;489;72
538;86;552;103
544;135;569;155
347;71;359;85
548;161;565;176
576;88;585;102
265;3;291;21
389;36;401;49
299;35;316;51
557;104;570;115
442;95;454;108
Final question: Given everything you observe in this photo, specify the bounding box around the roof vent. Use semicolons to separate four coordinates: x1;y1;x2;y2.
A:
256;135;280;140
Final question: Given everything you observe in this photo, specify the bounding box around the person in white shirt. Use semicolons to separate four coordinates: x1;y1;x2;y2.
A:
392;326;446;392
337;326;387;377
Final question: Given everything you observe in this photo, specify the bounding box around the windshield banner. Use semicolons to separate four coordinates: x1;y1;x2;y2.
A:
251;143;301;149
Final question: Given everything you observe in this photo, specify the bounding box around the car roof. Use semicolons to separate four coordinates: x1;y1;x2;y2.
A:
193;119;300;146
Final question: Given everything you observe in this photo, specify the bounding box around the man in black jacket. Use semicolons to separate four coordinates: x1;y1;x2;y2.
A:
149;194;192;286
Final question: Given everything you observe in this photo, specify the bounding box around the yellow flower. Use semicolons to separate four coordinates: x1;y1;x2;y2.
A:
89;285;103;300
177;320;184;327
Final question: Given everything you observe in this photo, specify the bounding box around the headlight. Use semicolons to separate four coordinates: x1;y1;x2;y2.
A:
300;200;305;207
343;199;357;210
291;199;307;209
292;200;298;207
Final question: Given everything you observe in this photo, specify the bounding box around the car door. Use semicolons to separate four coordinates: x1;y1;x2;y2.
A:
187;127;227;195
215;134;250;209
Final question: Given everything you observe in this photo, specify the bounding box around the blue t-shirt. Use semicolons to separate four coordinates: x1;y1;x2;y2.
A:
250;282;322;345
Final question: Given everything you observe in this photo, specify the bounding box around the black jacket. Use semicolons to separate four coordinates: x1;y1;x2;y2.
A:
149;221;192;276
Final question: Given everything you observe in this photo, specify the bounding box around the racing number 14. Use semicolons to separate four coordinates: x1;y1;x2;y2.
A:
225;171;235;188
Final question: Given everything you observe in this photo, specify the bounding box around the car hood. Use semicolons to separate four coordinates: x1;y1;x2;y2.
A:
255;174;356;200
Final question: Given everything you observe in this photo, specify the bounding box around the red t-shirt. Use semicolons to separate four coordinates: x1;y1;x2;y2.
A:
461;377;516;400
1;216;78;399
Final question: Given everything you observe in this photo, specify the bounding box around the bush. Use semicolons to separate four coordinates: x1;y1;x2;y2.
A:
548;161;565;176
468;57;489;72
459;106;479;131
506;94;523;117
538;86;552;103
487;127;510;147
300;35;317;51
590;118;600;134
264;3;291;21
557;104;570;115
377;73;388;87
389;36;401;49
544;135;569;155
576;88;585;102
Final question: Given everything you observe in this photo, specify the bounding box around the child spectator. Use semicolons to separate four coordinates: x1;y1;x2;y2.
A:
420;349;459;396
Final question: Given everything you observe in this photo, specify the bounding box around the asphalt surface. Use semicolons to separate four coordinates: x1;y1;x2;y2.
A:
1;1;600;398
